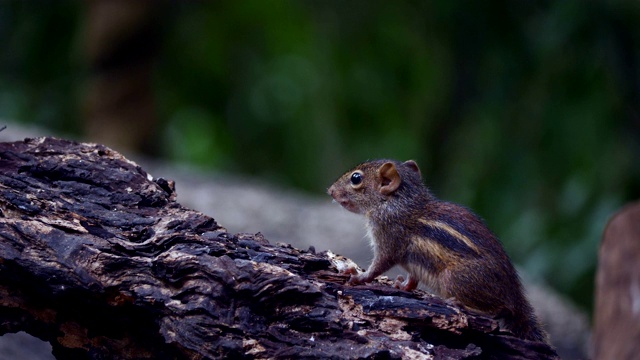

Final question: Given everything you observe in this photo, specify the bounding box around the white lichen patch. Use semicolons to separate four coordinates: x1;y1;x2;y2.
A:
399;345;433;360
326;250;361;273
160;250;197;263
250;260;295;277
379;318;411;341
337;292;361;318
37;217;88;233
243;339;265;355
337;293;377;332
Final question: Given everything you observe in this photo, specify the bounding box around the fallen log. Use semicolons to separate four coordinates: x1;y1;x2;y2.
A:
0;137;558;359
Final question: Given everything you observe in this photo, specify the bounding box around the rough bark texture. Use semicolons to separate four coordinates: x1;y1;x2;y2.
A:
0;137;558;359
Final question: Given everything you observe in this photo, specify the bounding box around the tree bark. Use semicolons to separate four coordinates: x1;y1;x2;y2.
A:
593;201;640;360
0;137;558;359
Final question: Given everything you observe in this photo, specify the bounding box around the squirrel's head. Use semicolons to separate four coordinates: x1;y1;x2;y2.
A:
327;159;424;215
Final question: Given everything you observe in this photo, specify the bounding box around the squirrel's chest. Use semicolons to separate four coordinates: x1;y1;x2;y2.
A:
365;216;412;252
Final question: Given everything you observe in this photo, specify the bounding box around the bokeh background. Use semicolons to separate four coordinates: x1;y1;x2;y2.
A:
1;0;639;325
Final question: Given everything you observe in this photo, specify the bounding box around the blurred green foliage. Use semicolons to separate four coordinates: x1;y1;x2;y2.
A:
1;1;639;314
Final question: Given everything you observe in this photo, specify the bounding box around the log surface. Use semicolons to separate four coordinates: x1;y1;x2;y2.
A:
0;137;558;359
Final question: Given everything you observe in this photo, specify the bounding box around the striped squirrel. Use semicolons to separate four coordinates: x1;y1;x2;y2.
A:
328;159;547;343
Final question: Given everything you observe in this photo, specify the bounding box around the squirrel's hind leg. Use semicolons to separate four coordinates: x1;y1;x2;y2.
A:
394;274;419;291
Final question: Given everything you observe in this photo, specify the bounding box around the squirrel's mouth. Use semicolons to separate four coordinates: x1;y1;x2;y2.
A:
328;186;360;213
336;198;359;213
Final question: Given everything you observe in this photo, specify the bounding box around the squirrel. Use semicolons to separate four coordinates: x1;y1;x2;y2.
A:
327;159;548;343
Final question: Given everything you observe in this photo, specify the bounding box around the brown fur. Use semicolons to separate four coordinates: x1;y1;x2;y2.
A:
328;159;548;343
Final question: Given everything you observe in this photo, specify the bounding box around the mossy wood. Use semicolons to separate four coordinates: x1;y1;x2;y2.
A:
0;137;558;359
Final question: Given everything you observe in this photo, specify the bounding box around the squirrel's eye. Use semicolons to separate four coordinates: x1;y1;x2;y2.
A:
350;172;363;186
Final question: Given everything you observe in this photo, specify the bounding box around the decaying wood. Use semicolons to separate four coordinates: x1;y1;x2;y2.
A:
0;137;558;359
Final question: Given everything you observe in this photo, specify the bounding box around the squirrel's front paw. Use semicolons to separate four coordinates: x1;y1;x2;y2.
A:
340;266;362;285
345;268;372;286
348;273;366;285
341;266;359;276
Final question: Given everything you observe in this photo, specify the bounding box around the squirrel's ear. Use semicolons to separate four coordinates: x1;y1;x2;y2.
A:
377;162;401;196
403;160;421;179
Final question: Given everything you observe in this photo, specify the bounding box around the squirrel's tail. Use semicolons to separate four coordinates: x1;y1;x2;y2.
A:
509;317;548;343
502;305;549;343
